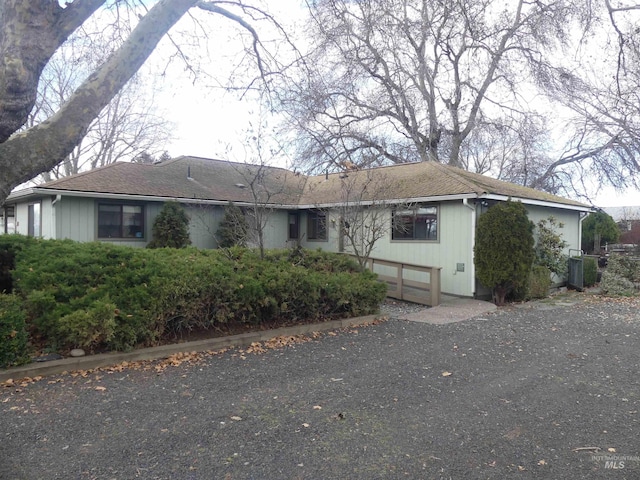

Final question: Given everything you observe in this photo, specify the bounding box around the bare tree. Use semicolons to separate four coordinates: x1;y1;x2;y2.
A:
521;1;640;197
330;169;409;269
227;117;302;258
280;0;574;173
0;0;293;205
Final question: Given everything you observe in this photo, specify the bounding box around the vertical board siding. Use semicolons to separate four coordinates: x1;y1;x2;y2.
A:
40;197;53;239
299;202;474;297
261;210;290;249
55;197;95;242
14;203;28;236
525;205;582;255
186;204;222;249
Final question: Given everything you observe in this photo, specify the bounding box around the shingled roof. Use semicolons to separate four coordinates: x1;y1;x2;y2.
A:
21;156;588;209
35;156;305;205
299;161;588;208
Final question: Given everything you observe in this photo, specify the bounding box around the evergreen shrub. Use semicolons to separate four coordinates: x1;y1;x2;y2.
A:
527;265;552;300
0;236;386;353
147;201;191;248
474;201;535;305
217;202;248;247
0;294;30;368
583;257;598;287
600;254;639;296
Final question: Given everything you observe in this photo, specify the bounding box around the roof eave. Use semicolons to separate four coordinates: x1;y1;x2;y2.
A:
480;193;592;212
297;193;480;209
14;188;297;209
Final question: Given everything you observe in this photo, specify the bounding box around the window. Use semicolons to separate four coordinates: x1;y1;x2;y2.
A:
392;205;438;241
288;212;299;240
27;203;41;237
3;206;15;234
307;210;327;240
98;204;144;239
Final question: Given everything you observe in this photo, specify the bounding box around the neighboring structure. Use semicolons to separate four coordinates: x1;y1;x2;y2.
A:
2;156;591;298
603;205;640;250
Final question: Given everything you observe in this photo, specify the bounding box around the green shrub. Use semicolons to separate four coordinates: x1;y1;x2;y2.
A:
534;216;568;278
147;201;191;248
56;298;117;350
581;212;619;254
474;201;535;305
600;254;638;296
217;202;248;247
0;294;30;368
2;236;385;353
583;257;598;287
527;265;552;300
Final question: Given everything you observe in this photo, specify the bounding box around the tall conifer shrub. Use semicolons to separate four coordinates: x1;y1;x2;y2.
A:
474;201;535;305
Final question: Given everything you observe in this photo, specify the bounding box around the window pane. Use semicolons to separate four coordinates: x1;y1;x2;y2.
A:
28;203;41;237
308;211;327;240
288;213;299;239
4;206;15;234
98;204;144;239
392;205;437;240
122;206;143;238
392;215;414;239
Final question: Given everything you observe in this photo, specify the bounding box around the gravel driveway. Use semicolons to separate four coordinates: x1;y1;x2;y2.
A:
2;294;639;479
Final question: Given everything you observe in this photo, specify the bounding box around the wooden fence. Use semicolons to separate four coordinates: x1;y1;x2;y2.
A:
348;256;442;306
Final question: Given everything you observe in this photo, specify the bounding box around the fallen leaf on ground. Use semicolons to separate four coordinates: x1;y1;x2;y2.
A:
441;371;453;377
230;416;242;421
94;386;107;392
538;459;546;466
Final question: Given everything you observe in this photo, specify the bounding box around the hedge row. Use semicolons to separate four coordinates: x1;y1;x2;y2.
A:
0;236;386;361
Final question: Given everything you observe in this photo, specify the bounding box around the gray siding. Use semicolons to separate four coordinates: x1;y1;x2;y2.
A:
259;209;290;249
525;205;583;255
14;197;51;239
366;201;474;297
14;203;28;236
41;197;54;239
298;201;475;297
54;196;96;242
186;204;223;249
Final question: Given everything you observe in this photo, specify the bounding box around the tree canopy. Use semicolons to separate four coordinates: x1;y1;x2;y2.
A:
2;1;640;206
581;211;620;253
278;0;640;199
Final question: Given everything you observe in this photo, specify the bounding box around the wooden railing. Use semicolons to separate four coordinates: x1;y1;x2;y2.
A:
347;255;442;306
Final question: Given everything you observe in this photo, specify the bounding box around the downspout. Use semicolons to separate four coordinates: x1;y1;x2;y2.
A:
51;195;61;240
578;210;589;253
463;198;476;297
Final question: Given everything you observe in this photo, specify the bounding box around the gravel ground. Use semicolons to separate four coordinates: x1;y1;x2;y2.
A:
2;295;640;479
379;298;431;318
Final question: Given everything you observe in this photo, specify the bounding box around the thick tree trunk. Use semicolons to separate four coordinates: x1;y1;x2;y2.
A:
0;0;105;142
0;0;198;204
492;285;509;306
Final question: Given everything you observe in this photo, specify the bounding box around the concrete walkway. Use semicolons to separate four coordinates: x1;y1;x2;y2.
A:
399;297;497;324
